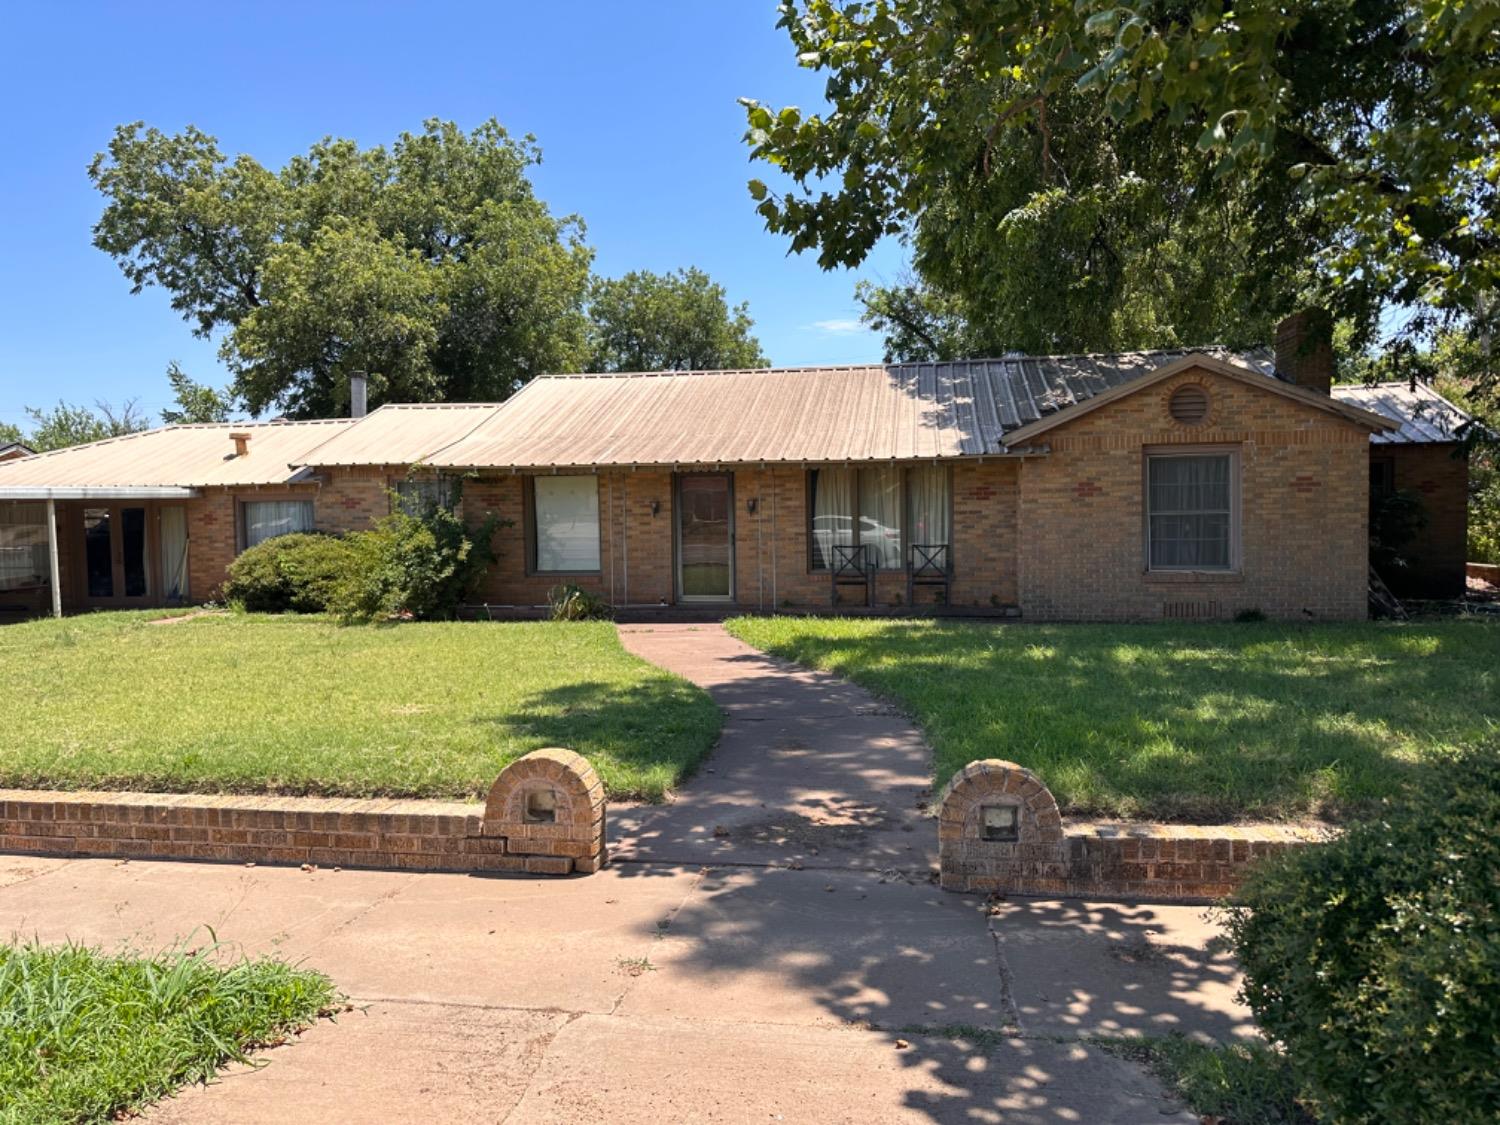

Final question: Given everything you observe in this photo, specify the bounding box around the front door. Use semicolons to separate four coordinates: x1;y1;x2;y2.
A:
676;474;734;602
82;504;154;607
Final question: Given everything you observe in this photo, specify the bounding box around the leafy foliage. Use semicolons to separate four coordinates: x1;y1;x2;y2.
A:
21;400;151;451
221;533;361;614
0;421;23;447
90;119;594;417
1224;749;1500;1123
160;360;236;424
743;0;1498;379
329;500;501;624
587;267;768;371
547;582;612;621
0;937;337;1124
1369;489;1429;579
1101;1035;1310;1125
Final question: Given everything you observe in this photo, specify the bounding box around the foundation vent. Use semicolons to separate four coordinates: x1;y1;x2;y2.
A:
1162;599;1222;620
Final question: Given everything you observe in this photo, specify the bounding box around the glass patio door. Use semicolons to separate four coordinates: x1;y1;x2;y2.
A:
676;474;734;601
82;504;152;605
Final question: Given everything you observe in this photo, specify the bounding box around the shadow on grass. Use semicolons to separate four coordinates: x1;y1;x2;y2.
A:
730;619;1499;821
473;679;722;803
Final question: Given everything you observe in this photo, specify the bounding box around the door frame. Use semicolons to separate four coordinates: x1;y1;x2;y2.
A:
74;501;167;609
673;472;735;604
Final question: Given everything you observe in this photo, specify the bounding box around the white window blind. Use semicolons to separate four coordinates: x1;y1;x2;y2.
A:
1147;454;1234;569
243;500;315;548
533;476;600;572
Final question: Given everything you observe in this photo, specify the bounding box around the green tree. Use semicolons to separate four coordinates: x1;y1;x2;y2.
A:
90;119;594;418
23;401;150;451
587;268;769;371
0;421;23;447
742;0;1497;378
161;361;236;424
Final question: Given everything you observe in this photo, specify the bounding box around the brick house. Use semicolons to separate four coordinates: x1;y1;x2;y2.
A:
0;316;1475;621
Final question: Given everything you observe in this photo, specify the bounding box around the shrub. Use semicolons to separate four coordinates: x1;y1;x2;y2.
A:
547;583;611;621
1223;749;1500;1123
221;533;360;614
329;496;501;624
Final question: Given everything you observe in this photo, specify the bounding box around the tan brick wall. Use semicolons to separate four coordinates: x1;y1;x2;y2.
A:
1379;443;1468;598
1017;366;1372;621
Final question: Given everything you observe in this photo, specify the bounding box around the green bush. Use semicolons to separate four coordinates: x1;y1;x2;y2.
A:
547;582;611;621
1223;749;1500;1123
221;533;360;614
328;498;501;624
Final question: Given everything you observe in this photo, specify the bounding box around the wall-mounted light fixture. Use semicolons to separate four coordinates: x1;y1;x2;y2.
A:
746;497;758;514
649;499;660;516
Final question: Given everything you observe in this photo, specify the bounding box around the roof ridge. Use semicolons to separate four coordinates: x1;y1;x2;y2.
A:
536;346;1253;381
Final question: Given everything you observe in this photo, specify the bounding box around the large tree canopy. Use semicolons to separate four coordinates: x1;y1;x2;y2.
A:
742;0;1498;374
20;401;150;452
91;119;595;417
587;268;769;371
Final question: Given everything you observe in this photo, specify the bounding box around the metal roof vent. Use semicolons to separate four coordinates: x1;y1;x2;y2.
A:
1169;385;1210;425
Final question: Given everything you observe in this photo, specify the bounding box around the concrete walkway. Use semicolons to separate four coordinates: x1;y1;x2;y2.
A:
0;623;1255;1122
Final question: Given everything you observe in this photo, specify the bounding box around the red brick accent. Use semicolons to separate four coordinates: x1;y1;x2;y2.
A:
482;747;607;873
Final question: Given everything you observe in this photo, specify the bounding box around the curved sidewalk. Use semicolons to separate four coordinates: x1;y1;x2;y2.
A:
612;623;938;872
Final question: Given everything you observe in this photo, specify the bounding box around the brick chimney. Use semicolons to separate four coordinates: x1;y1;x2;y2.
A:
229;431;251;457
1275;309;1334;396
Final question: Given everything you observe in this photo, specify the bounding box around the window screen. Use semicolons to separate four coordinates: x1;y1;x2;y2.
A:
532;476;600;572
1147;454;1233;569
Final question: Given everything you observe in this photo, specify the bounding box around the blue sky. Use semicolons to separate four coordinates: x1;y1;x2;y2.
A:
0;1;904;428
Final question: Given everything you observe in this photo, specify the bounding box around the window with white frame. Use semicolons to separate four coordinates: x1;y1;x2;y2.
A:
242;500;315;549
531;476;601;572
1146;452;1236;570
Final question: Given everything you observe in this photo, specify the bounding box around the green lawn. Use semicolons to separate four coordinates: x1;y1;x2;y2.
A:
0;613;720;802
725;616;1500;822
0;939;338;1124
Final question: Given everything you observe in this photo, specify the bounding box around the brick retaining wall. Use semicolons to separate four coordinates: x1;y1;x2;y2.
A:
1;787;1319;900
1051;821;1323;901
0;790;577;875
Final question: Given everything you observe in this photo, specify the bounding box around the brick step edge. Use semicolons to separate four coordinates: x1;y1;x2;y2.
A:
0;789;598;876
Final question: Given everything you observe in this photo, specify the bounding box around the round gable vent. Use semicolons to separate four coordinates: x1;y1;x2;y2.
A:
1168;384;1210;425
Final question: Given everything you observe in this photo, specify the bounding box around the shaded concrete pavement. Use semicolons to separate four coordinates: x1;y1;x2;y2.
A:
0;623;1254;1121
613;623;936;872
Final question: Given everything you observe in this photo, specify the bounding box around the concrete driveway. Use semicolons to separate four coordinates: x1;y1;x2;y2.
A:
0;624;1254;1122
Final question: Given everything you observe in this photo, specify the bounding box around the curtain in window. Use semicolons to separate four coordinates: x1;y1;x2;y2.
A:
810;467;855;570
1148;455;1232;568
533;476;600;571
0;502;48;591
907;466;950;567
160;506;189;602
859;465;902;569
243;500;315;548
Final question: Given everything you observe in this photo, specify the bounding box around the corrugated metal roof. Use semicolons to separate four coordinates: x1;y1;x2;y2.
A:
423;348;1278;469
292;402;502;467
0;420;354;494
1330;382;1474;444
